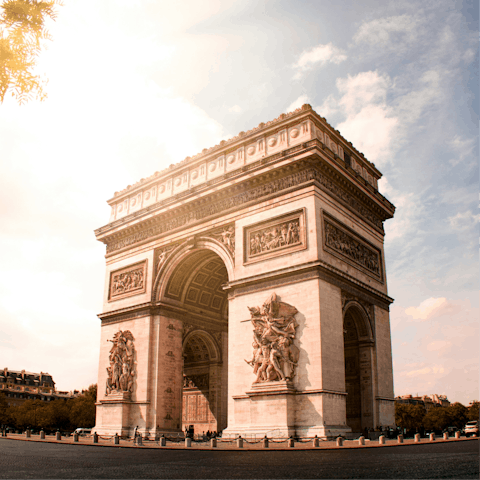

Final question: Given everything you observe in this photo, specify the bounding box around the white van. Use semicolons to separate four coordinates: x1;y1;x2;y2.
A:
74;428;92;436
464;421;478;437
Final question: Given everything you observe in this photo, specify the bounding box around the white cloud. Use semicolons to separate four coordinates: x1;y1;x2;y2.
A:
449;135;476;167
400;364;445;378
229;104;243;113
286;95;310;113
448;210;480;231
293;42;346;79
353;14;420;46
331;71;398;164
426;340;452;354
405;297;462;321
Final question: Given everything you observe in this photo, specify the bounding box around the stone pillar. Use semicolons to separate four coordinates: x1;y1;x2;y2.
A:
288;436;295;448
379;435;385;445
185;437;191;448
429;433;435;442
210;438;217;448
152;315;184;434
397;434;403;444
358;436;365;445
414;433;420;443
313;436;320;447
262;436;269;448
55;431;61;441
237;436;243;448
455;431;460;439
40;430;45;440
336;437;343;447
443;432;448;440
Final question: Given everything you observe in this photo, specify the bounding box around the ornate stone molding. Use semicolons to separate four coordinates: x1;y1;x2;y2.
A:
244;293;300;385
104;165;385;254
244;209;306;264
108;260;147;301
209;224;235;259
323;213;382;281
105;330;136;398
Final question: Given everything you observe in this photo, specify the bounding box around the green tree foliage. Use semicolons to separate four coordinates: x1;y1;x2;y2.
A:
423;407;451;433
446;402;468;430
0;392;11;426
468;401;479;421
395;403;425;431
0;0;61;104
3;384;97;432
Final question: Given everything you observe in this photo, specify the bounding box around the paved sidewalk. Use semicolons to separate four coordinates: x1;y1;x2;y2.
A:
2;433;476;450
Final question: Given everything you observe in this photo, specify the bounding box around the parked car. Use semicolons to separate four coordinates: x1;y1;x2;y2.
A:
465;421;478;437
74;428;92;436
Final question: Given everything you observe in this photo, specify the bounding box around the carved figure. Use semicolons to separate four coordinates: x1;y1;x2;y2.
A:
156;246;174;273
105;330;136;395
325;221;380;275
111;268;144;297
244;293;299;383
249;220;300;257
214;225;235;257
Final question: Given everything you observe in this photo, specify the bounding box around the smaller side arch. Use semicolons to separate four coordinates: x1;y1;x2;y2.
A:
183;329;221;363
342;301;374;342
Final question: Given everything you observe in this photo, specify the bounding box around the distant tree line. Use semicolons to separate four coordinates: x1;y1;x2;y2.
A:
0;384;96;433
395;401;479;435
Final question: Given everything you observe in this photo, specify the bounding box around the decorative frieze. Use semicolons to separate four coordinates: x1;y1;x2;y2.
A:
105;330;136;397
108;260;147;301
244;210;305;264
244;293;300;384
105;166;384;254
323;214;382;281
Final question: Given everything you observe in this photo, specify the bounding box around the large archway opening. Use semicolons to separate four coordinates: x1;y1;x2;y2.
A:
343;304;374;434
160;247;230;436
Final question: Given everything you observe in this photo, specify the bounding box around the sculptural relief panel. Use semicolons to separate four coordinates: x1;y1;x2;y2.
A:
105;330;136;398
244;293;300;384
108;260;147;301
244;209;306;264
322;212;383;281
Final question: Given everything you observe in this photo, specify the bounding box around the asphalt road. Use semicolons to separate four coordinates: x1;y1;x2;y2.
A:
0;438;478;479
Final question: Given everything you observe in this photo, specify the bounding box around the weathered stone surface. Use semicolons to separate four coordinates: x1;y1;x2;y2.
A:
93;106;395;438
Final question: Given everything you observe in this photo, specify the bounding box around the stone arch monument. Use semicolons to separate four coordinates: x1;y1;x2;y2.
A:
93;105;396;438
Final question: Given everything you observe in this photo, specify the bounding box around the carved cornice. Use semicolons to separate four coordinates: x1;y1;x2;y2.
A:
226;259;393;309
100;153;391;256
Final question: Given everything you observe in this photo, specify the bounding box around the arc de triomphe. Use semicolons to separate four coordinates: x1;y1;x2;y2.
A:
93;105;396;439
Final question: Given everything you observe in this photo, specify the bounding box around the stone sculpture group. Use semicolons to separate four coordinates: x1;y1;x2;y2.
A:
105;330;136;395
245;293;300;383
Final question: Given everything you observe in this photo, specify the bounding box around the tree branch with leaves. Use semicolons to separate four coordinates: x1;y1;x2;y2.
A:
0;0;61;104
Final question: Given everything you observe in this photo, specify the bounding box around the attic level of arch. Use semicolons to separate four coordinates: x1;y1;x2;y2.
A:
97;147;395;257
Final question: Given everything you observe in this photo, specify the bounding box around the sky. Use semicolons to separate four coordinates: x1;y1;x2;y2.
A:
0;0;478;405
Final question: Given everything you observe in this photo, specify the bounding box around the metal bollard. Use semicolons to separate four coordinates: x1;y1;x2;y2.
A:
313;435;320;448
262;436;269;448
74;432;79;442
358;436;365;446
288;436;295;448
185;437;192;448
114;433;120;445
40;430;45;440
397;434;404;444
55;431;61;441
414;433;420;443
25;429;31;438
455;431;460;439
136;435;142;446
429;433;435;442
336;437;343;447
93;432;98;443
443;432;448;441
237;436;243;448
160;435;166;447
210;438;217;448
379;435;385;445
